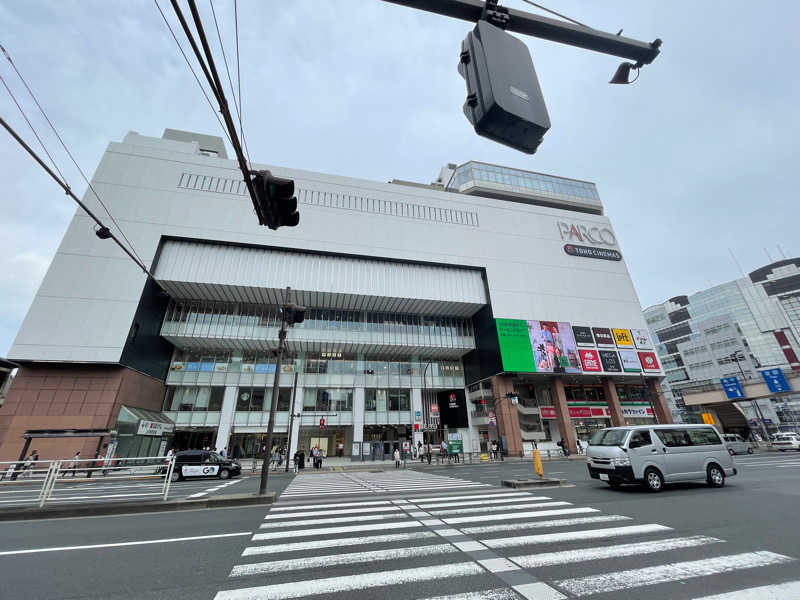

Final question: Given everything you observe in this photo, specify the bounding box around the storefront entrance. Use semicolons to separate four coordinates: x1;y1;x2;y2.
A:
228;433;288;459
363;425;412;460
298;428;350;457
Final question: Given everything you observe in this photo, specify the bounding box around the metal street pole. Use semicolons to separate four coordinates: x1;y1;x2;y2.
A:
284;371;299;473
730;352;770;442
259;288;290;495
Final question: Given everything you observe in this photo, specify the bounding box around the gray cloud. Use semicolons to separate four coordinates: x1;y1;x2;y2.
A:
1;0;797;353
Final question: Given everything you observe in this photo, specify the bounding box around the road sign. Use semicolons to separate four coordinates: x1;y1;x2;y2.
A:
402;441;410;452
760;369;791;393
720;376;745;399
701;412;715;425
415;410;422;420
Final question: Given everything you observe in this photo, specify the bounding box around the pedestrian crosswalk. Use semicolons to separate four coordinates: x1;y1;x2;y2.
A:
213;482;799;600
278;469;489;498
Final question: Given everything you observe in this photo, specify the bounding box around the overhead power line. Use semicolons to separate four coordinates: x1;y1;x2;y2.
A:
518;0;593;30
1;116;153;277
1;44;146;268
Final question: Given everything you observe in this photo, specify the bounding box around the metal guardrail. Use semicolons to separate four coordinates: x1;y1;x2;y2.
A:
0;456;176;508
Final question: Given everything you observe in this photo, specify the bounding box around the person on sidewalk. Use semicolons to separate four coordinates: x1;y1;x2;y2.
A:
337;442;344;458
294;447;305;472
67;451;81;477
440;440;448;463
417;441;423;463
425;442;432;465
393;447;401;468
576;439;583;454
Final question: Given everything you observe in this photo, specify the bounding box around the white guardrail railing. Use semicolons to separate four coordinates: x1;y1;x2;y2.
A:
0;456;176;508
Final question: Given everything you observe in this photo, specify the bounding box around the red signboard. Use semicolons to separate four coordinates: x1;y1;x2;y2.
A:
579;349;602;372
638;351;661;372
540;406;593;419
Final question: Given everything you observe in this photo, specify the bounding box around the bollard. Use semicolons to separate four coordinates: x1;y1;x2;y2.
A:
533;449;544;479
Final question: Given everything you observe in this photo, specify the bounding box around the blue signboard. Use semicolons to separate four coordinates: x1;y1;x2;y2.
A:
720;376;745;399
760;369;791;393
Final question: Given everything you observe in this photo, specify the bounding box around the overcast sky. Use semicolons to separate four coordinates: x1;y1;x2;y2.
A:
1;0;798;355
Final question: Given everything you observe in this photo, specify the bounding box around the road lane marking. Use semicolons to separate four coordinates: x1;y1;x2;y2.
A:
555;551;794;596
410;491;532;503
242;531;438;556
431;501;570;516
444;506;598;525
231;543;456;576
416;495;547;509
0;532;251;556
460;514;631;535
270;500;391;511
414;589;521;600
258;512;411;529
251;520;422;541
689;579;800;599
510;536;722;568
264;505;402;519
481;524;672;549
215;562;484;599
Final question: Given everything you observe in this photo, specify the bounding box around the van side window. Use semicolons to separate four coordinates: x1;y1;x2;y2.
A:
655;429;692;447
687;428;722;446
629;430;652;448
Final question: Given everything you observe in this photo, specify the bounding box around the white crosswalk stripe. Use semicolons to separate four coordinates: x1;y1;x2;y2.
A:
279;470;489;497
213;471;797;600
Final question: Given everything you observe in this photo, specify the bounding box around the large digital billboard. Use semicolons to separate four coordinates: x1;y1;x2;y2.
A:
530;321;581;373
495;319;536;372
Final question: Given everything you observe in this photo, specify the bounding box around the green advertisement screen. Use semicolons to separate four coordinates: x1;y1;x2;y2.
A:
495;319;536;373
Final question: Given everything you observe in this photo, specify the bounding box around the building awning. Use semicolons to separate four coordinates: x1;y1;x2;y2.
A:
119;405;174;425
23;429;114;439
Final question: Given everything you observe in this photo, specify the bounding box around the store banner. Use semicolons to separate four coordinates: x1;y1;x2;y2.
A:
599;350;622;372
622;406;653;417
612;328;634;347
630;328;653;349
496;318;536;372
572;325;595;346
529;320;582;373
541;403;653;420
579;349;602;372
136;420;175;436
592;327;615;347
638;351;661;372
619;350;642;372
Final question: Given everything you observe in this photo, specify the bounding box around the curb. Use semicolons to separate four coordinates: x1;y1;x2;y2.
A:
0;492;275;522
502;478;569;488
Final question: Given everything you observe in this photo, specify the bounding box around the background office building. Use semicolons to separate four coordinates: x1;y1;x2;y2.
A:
0;129;668;461
644;258;800;432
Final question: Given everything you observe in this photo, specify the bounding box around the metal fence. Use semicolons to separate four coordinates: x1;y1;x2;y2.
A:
0;456;176;508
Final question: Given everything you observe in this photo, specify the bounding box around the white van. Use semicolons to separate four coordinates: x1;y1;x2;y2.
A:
586;425;737;492
721;433;753;455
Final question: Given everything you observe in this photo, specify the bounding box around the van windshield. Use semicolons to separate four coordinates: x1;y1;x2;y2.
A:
589;429;630;446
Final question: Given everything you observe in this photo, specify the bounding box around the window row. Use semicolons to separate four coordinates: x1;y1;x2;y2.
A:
178;172;247;195
164;387;225;412
365;389;411;411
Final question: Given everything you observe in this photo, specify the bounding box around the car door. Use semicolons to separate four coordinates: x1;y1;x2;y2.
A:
201;452;221;477
627;429;659;479
179;452;203;477
652;428;697;480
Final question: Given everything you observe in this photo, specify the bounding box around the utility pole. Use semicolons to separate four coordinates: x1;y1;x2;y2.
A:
284;371;299;473
259;287;305;495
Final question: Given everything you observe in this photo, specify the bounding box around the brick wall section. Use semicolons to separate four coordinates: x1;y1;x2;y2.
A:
0;364;164;461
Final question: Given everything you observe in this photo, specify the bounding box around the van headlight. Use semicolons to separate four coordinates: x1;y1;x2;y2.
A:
613;457;631;466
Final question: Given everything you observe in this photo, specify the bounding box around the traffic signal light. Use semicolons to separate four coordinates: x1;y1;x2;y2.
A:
319;418;325;429
251;170;300;230
457;19;550;154
414;423;420;431
284;302;306;326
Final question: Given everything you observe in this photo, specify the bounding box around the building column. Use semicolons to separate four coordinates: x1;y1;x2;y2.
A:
288;386;304;459
353;387;365;458
214;386;238;452
411;388;424;448
603;378;625;427
648;378;674;424
463;385;476;454
551;377;577;454
491;375;523;457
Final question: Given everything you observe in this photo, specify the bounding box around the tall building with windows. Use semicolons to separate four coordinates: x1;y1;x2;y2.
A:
0;129;668;461
644;259;800;429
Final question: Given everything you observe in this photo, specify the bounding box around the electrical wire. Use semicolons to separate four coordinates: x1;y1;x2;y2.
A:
234;0;243;154
208;0;251;166
154;0;234;149
1;44;146;268
518;0;593;30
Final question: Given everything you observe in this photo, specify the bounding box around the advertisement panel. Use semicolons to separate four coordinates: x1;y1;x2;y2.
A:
630;328;653;349
638;351;661;372
612;328;634;347
541;404;652;419
579;349;602;372
592;327;615;347
619;350;642;372
529;321;581;373
438;389;469;429
572;326;595;346
599;350;622;372
495;319;536;372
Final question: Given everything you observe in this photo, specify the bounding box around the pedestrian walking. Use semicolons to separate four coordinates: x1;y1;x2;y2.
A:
440;440;448;463
294;447;305;471
426;442;432;465
67;451;80;477
576;439;583;454
393;447;401;468
337;442;344;458
491;441;498;461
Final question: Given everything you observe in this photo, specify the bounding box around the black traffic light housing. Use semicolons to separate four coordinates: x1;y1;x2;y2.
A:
284;302;306;326
251;170;300;230
319;417;325;429
458;19;550;154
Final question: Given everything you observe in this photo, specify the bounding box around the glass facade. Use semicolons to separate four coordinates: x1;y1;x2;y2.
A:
447;161;600;203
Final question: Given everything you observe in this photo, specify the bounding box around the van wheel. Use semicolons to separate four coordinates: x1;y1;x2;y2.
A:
644;468;664;493
746;447;753;454
170;470;181;483
707;464;725;488
728;448;735;456
219;469;230;480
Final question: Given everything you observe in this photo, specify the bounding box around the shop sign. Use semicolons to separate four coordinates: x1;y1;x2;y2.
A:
622;406;653;417
402;441;410;452
638;351;661;372
572;326;595;345
137;420;175;436
592;327;615;347
599;350;622;372
579;350;602;372
447;439;464;454
631;328;653;349
448;393;459;409
540;404;653;419
564;244;622;261
619;350;642;372
557;221;618;247
529;320;582;373
612;328;634;347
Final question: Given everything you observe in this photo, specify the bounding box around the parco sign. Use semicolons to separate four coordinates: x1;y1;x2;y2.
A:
557;221;617;247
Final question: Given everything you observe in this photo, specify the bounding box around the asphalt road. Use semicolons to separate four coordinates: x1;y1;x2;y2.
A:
0;452;798;599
